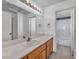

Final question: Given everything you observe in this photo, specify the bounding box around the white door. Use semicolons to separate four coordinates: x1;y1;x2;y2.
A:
2;11;12;41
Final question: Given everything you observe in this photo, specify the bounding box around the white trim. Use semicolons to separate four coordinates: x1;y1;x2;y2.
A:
6;0;42;15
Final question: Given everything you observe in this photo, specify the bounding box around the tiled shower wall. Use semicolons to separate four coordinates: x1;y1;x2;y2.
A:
56;19;71;46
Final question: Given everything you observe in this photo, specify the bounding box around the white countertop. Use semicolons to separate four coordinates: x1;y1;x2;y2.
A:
2;35;53;59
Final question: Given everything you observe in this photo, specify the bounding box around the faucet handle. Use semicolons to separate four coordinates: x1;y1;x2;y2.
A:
23;36;26;39
27;37;31;41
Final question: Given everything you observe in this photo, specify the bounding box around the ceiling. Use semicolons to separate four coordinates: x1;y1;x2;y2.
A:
33;0;66;8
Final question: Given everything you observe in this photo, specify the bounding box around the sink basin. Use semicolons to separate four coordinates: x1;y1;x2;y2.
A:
22;40;39;47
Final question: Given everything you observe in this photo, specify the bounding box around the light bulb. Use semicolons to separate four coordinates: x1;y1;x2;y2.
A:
27;0;30;3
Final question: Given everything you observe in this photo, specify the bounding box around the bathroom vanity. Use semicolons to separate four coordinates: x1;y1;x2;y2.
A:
21;37;53;59
3;36;53;59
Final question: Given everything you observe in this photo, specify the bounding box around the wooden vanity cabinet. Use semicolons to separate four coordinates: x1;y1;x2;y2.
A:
39;50;46;59
35;50;46;59
21;37;53;59
28;44;46;59
35;56;40;59
47;38;53;58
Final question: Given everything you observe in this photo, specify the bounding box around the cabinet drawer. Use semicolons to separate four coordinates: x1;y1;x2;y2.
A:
47;38;53;47
28;44;46;59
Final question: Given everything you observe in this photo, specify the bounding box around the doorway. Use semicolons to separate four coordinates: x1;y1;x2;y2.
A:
56;12;71;46
55;8;76;57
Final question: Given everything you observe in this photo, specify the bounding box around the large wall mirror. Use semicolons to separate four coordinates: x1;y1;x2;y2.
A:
2;10;18;41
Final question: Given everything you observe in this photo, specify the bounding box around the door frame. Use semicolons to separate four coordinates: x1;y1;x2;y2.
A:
55;7;76;57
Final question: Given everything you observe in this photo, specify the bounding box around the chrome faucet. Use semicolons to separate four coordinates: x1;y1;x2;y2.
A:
23;36;31;41
27;37;31;41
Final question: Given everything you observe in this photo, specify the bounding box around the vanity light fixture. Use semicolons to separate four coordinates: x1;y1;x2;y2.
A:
19;0;42;13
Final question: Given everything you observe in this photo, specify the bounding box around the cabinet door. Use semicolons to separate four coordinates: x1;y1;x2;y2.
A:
50;39;53;52
47;47;50;58
47;38;53;58
35;56;40;59
28;44;46;59
40;50;46;59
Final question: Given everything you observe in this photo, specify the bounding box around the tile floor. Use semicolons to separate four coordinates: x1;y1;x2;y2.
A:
49;44;75;59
